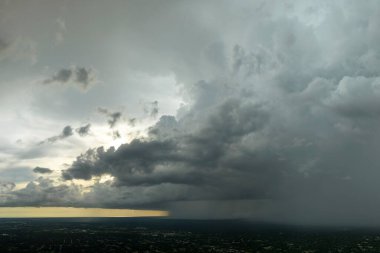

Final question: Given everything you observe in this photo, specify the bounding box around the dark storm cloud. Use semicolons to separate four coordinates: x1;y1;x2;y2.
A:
33;167;53;174
57;0;380;223
62;139;179;181
63;99;276;201
43;66;97;91
5;0;380;225
75;124;91;137
97;108;122;128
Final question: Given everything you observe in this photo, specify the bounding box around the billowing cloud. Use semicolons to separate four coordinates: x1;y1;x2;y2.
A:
326;76;380;118
3;0;380;225
63;98;277;201
57;0;380;224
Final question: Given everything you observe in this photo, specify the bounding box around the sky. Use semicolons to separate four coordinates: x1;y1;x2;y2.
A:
1;0;380;225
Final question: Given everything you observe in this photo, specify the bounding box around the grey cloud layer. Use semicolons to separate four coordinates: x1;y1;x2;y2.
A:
3;0;380;225
58;0;380;224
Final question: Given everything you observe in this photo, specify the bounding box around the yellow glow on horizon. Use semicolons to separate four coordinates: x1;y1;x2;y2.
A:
0;207;168;218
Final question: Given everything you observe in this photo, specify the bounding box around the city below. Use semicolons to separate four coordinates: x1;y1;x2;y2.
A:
0;218;379;252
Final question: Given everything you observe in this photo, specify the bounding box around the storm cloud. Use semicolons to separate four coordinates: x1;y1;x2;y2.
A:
2;0;380;225
58;0;380;224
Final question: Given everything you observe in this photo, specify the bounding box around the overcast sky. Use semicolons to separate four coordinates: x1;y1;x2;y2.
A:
1;0;380;225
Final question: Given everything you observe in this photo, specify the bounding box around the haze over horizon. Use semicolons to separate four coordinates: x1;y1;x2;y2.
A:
1;0;380;226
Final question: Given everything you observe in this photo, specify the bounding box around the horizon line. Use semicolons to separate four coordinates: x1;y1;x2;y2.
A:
0;207;169;218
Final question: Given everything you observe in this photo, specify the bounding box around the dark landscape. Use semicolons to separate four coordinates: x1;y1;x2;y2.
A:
0;218;380;253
